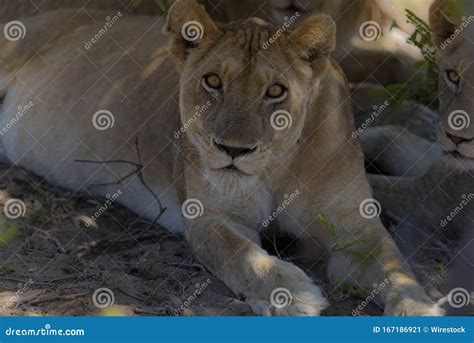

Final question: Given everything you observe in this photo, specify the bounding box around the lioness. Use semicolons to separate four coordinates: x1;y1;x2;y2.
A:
0;0;442;315
0;0;422;85
366;0;473;314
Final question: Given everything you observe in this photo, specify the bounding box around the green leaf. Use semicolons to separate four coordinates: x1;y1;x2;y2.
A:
0;218;18;246
131;0;143;9
381;9;439;109
155;0;167;12
390;20;399;31
318;213;337;239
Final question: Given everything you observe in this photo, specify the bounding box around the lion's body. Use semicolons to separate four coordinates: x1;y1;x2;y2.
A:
0;0;423;85
0;10;184;231
364;0;474;315
0;1;442;316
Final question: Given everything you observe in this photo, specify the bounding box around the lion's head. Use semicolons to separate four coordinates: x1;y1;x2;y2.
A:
165;0;336;191
430;0;474;167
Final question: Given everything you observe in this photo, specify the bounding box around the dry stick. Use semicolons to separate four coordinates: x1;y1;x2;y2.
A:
29;293;87;305
25;224;68;254
74;137;167;230
134;306;172;316
116;287;145;302
0;274;94;285
166;262;205;271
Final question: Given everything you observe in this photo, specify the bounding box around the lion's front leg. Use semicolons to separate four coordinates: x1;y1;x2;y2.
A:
325;216;444;316
184;216;328;316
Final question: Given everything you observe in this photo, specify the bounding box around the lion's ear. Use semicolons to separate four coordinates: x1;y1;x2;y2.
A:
163;0;219;63
429;0;460;49
289;14;336;62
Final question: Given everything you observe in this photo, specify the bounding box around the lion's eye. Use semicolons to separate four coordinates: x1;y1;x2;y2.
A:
446;69;460;85
266;84;287;99
203;74;222;90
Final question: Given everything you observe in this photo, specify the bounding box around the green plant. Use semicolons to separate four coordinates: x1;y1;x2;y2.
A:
0;217;18;246
375;9;439;108
318;213;382;265
318;213;336;239
131;0;167;12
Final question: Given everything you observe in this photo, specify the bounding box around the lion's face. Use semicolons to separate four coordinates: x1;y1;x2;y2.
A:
166;1;335;190
431;0;474;168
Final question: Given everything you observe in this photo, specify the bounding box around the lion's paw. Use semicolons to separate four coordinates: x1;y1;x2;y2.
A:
247;280;329;316
385;298;445;316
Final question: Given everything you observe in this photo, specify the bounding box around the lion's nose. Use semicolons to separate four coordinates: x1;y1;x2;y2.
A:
447;133;470;145
213;140;257;158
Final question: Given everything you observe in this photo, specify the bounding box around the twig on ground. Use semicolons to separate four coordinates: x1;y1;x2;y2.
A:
29;293;87;305
74;137;167;230
25;224;68;254
166;262;204;271
134;306;173;316
117;287;145;302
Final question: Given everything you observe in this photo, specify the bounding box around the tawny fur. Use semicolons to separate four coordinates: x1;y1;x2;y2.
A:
0;0;443;316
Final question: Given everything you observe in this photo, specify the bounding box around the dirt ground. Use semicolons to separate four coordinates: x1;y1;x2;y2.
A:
0;162;449;316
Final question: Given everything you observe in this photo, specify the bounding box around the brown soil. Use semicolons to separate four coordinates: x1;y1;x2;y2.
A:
0;162;445;316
